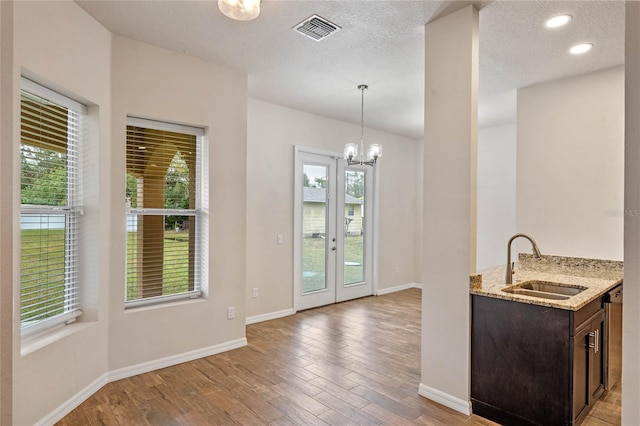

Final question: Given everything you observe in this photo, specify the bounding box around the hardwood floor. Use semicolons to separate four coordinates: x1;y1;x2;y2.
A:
584;379;622;426
56;289;620;425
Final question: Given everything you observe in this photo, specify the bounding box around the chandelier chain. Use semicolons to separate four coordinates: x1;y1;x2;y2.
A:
360;85;366;155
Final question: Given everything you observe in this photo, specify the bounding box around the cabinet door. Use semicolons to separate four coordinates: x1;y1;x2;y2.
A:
573;328;590;422
590;312;606;401
573;310;606;424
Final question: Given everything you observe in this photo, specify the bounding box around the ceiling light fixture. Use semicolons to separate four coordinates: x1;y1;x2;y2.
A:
218;0;260;21
545;14;572;28
344;84;382;166
570;43;594;55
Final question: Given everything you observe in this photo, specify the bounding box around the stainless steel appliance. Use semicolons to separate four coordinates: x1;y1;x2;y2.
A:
604;283;623;390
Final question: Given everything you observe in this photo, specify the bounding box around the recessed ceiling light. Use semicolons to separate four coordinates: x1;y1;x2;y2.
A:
570;43;594;55
546;14;572;28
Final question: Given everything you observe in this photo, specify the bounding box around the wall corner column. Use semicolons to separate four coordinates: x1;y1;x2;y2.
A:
624;3;640;425
419;5;478;415
0;1;14;424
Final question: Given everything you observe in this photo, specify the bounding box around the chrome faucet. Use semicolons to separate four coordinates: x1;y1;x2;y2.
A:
506;234;542;284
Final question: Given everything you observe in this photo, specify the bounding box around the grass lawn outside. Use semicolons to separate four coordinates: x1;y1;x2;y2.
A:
126;230;191;300
20;229;66;322
302;235;364;293
20;228;193;323
22;229;363;321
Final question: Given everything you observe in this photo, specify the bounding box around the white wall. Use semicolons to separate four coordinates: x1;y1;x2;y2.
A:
517;66;624;261
109;36;248;370
477;123;516;270
246;98;422;319
12;2;111;424
420;5;478;414
5;2;249;424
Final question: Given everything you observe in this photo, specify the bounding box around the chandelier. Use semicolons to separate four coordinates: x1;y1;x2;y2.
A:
344;84;382;166
218;0;261;21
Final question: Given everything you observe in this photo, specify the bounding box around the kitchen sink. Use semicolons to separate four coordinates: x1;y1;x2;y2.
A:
502;280;587;300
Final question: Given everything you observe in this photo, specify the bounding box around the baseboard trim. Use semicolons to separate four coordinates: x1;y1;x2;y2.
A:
39;338;247;425
418;383;472;416
246;308;295;325
109;337;248;382
36;373;108;426
376;282;422;296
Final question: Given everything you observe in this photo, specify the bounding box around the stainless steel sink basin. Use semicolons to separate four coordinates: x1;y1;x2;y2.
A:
502;280;587;300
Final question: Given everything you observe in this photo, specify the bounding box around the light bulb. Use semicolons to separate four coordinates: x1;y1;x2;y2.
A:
570;43;593;55
367;144;382;161
545;15;572;28
218;0;260;21
344;143;358;160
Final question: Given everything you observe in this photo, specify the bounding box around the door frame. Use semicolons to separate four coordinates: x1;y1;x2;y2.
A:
293;145;379;312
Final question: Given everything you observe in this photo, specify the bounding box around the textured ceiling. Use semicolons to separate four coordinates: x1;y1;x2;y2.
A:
76;0;625;139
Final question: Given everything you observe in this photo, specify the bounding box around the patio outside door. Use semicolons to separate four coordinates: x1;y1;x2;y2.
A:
295;150;374;311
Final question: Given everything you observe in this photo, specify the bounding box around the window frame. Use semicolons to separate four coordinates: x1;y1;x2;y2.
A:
19;78;87;337
124;116;205;309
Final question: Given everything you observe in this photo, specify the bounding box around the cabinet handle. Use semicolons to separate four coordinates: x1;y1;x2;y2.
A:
587;330;599;353
588;332;596;350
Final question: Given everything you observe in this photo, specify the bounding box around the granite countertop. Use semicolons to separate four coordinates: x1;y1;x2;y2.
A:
470;255;623;311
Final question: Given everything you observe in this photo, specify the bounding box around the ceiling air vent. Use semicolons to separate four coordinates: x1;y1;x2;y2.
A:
293;15;341;42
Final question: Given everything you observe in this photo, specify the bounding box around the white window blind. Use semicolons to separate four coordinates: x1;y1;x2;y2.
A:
20;79;85;336
125;117;203;307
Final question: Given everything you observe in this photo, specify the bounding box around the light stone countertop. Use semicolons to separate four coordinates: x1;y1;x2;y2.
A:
470;255;623;311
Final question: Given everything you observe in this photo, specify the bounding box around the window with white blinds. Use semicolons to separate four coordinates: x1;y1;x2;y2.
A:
20;79;86;336
125;117;203;307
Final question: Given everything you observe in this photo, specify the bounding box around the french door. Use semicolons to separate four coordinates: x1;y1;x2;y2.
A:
294;149;375;311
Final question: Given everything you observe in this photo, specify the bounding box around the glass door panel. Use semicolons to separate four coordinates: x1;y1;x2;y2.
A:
344;170;365;285
335;163;373;303
302;164;328;293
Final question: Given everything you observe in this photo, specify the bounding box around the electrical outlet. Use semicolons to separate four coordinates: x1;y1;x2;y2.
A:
277;234;284;244
227;306;235;319
252;288;259;298
394;266;399;274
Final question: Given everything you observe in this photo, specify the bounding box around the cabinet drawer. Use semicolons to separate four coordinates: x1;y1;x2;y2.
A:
573;298;603;334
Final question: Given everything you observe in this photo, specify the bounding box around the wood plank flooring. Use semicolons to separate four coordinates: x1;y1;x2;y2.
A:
56;289;620;425
584;379;622;426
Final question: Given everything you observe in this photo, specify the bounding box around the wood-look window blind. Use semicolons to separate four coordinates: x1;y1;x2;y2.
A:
20;78;86;336
125;117;203;307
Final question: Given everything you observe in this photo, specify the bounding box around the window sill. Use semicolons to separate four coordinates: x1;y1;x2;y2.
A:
21;321;95;357
124;294;206;314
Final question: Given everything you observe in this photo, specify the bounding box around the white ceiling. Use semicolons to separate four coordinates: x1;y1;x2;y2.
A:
76;0;625;139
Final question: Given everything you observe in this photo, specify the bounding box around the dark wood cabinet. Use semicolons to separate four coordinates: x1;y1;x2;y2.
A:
573;310;605;424
471;295;605;426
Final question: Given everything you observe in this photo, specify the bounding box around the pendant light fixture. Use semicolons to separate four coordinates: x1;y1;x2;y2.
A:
218;0;261;21
344;84;382;166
